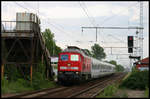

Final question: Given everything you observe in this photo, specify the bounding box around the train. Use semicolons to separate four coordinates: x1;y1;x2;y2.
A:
57;46;116;84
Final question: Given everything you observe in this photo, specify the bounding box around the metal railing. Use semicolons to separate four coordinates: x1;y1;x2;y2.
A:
1;21;40;33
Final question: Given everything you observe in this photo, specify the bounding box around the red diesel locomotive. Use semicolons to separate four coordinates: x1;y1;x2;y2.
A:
57;46;115;84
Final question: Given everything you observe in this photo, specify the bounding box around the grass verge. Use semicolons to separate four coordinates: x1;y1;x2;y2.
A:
1;77;57;94
1;62;57;94
145;87;149;98
96;83;119;98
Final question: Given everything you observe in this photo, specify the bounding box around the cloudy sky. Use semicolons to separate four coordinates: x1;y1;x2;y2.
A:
1;1;149;69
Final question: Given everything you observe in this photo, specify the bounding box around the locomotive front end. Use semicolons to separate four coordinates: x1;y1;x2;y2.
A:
57;52;82;84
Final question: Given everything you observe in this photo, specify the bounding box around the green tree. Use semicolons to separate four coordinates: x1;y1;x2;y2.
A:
91;43;106;60
109;60;117;66
42;29;62;56
116;64;125;72
55;46;62;56
108;60;124;72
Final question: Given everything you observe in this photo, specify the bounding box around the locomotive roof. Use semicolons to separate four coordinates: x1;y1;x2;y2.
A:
67;46;80;50
63;46;87;56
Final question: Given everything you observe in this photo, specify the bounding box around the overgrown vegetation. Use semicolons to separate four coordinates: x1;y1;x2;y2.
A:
119;70;149;90
1;62;57;94
31;61;57;90
96;84;119;98
2;77;33;94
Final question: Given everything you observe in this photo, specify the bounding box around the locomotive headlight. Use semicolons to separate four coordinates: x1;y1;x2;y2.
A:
76;72;79;74
68;63;71;66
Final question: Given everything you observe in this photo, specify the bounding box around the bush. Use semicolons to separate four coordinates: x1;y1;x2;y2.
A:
103;84;118;96
119;70;149;90
2;78;9;94
1;78;33;94
2;61;56;94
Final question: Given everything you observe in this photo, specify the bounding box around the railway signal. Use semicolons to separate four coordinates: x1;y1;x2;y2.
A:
128;48;133;53
128;36;134;47
128;36;134;53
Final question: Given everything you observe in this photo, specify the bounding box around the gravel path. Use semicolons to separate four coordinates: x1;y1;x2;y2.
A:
114;89;145;98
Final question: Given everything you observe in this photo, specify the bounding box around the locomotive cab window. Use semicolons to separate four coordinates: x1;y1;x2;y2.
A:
71;54;79;61
60;54;68;61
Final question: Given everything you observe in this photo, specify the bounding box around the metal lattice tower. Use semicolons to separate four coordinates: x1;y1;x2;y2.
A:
135;2;143;60
139;1;144;59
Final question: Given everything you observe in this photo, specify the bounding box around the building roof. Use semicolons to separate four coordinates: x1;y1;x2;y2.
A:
139;57;149;64
134;57;149;66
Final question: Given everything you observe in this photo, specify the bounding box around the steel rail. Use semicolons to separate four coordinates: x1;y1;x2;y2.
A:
91;73;126;98
67;73;126;98
2;86;67;98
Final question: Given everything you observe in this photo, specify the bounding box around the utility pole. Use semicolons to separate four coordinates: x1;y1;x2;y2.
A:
96;28;97;42
53;40;55;57
130;53;132;71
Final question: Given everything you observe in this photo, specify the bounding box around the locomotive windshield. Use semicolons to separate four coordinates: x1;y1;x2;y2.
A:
71;54;79;61
60;54;68;61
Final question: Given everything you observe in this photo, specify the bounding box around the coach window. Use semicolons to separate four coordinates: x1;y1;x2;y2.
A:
61;54;68;61
71;54;79;61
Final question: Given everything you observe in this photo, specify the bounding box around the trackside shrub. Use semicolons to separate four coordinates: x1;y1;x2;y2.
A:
1;78;33;94
119;70;149;90
1;61;56;94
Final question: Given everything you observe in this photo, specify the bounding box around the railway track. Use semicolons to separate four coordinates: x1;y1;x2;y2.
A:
40;73;126;98
2;73;126;98
2;86;68;98
67;73;126;98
